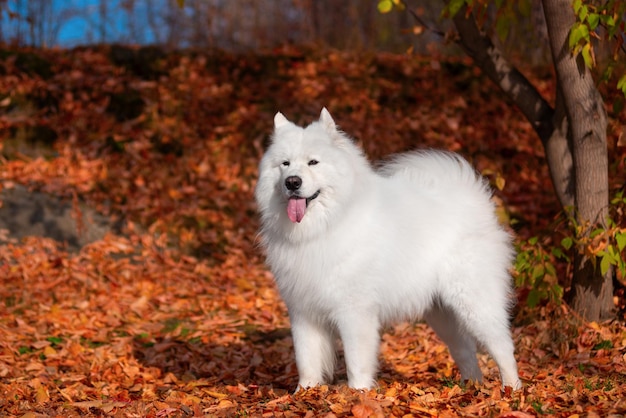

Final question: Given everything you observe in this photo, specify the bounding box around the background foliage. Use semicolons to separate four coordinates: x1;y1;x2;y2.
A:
0;43;625;416
1;0;626;415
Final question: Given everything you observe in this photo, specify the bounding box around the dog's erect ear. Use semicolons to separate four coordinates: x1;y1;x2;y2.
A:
274;112;290;129
319;107;336;132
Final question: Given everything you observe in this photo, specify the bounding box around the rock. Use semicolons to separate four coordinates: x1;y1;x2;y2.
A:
0;185;116;251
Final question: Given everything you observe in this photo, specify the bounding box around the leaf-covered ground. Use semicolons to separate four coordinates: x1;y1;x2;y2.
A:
0;45;625;417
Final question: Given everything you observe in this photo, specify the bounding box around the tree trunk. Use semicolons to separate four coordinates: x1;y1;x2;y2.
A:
544;87;575;209
447;1;614;321
542;0;613;321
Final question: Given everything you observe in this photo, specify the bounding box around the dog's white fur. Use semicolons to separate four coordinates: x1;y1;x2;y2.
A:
255;108;521;390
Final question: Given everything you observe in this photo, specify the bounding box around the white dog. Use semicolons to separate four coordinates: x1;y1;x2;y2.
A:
255;108;521;390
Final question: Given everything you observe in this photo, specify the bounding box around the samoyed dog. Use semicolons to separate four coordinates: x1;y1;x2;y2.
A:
255;108;521;391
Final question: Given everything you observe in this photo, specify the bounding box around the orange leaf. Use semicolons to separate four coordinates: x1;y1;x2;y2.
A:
351;403;375;418
36;385;50;403
205;390;229;400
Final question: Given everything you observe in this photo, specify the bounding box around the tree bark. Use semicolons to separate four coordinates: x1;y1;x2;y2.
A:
542;0;613;321
544;87;575;209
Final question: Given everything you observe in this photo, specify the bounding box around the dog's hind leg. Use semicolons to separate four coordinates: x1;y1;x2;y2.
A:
446;296;522;390
463;313;521;390
425;304;482;384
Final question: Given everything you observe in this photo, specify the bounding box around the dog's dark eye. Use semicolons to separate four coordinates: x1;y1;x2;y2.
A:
282;161;290;167
308;160;319;166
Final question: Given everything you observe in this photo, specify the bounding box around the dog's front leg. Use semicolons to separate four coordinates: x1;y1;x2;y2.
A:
337;311;380;390
290;313;336;390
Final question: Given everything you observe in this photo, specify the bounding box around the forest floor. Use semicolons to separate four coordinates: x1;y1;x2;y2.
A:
0;45;625;417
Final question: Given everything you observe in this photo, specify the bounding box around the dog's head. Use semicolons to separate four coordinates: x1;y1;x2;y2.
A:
255;108;368;240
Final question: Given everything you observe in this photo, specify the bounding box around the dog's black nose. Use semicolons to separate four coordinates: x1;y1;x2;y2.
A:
285;176;302;191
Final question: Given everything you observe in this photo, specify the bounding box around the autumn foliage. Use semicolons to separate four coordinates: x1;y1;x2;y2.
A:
0;45;625;416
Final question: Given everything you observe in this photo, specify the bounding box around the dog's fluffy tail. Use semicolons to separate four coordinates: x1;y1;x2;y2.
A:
379;150;490;196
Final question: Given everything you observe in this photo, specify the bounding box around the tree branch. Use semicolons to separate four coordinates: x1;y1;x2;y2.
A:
439;1;576;209
449;4;555;144
399;0;445;38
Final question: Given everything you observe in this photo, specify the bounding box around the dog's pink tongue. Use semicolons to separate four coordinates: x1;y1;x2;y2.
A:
287;198;306;223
